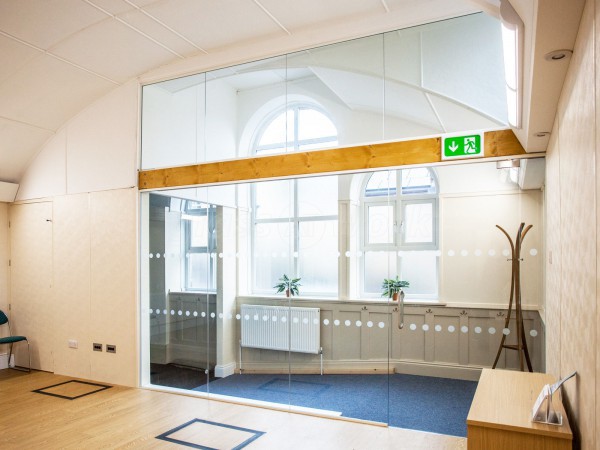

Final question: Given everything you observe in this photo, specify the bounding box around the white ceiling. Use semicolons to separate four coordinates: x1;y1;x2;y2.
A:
0;0;585;184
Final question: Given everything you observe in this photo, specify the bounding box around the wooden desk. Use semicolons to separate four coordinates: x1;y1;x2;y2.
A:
467;369;572;450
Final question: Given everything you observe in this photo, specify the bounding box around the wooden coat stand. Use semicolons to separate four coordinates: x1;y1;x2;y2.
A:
492;222;533;372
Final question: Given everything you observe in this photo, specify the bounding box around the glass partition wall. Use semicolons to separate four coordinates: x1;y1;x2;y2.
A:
140;160;546;431
139;12;535;433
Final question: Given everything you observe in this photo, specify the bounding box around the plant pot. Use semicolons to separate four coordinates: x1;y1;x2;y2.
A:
392;292;399;301
285;289;290;298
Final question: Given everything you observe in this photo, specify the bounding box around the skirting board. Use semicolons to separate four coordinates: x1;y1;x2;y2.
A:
238;359;483;381
215;362;236;378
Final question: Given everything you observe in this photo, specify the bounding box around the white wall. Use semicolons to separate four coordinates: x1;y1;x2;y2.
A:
440;190;542;308
437;163;543;308
17;80;138;201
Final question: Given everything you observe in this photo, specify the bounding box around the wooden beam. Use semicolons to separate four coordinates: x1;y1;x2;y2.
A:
139;129;533;190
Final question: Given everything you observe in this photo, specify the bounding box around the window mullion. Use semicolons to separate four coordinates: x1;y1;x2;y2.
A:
293;179;299;278
294;106;299;152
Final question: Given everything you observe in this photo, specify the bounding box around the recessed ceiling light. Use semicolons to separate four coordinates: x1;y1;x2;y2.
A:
544;49;573;61
534;132;550;137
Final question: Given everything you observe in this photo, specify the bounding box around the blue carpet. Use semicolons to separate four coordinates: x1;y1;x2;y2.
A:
200;373;477;437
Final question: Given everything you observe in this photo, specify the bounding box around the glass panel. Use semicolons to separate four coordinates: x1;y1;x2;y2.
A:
404;202;433;243
368;205;394;244
142;14;507;171
399;251;438;297
297;108;337;141
298;140;338;151
189;216;208;247
364;251;397;294
253;222;292;292
298;177;338;217
143;192;212;393
401;168;436;195
286;33;384;148
255;180;292;219
209;55;287;160
366;171;397;197
187;253;210;289
383;13;507;142
259;110;288;147
298;220;338;294
141;73;206;170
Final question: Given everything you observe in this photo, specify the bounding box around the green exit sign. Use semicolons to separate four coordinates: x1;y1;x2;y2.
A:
442;133;484;160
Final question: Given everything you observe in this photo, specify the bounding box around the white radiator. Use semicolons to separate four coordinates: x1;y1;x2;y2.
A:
240;304;320;354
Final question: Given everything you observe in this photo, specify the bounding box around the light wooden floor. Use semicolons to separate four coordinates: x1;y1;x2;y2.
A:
0;370;467;449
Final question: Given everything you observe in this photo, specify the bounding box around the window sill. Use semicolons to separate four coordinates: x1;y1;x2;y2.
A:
236;294;445;307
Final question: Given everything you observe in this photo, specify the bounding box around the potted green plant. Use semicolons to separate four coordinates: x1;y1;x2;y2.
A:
381;276;409;301
274;274;301;297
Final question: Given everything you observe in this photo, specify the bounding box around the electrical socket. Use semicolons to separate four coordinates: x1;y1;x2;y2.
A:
68;339;78;349
106;344;116;354
93;343;102;352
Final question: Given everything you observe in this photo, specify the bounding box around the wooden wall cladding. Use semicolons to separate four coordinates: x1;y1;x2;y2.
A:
229;298;544;377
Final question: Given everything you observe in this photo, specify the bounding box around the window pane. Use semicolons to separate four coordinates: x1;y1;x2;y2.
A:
298;220;338;294
366;171;396;197
189;216;208;247
187;253;210;290
401;168;436;195
368;205;394;244
298;176;338;217
255;180;292;219
254;222;292;291
258;111;287;147
404;202;433;243
298;108;337;140
364;251;397;294
399;251;438;296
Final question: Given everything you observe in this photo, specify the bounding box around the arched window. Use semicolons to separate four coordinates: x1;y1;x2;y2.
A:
254;104;338;155
361;167;439;298
252;104;339;296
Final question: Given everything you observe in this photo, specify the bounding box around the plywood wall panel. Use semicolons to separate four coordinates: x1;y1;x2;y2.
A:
52;194;91;379
8;202;54;371
595;0;600;446
0;203;8;315
553;1;596;448
545;122;561;378
89;188;137;386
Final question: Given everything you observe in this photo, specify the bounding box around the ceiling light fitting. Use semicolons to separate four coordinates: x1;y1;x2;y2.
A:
544;49;573;62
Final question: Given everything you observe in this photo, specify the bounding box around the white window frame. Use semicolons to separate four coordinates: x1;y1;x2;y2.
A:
250;103;339;296
360;169;440;299
183;202;217;292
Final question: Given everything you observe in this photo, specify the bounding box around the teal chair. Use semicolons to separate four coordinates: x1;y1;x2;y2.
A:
0;310;30;372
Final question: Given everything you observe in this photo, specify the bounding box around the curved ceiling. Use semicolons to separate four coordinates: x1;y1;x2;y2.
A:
0;0;585;184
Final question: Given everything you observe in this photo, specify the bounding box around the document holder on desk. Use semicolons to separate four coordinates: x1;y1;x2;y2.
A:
532;384;562;425
531;371;576;426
